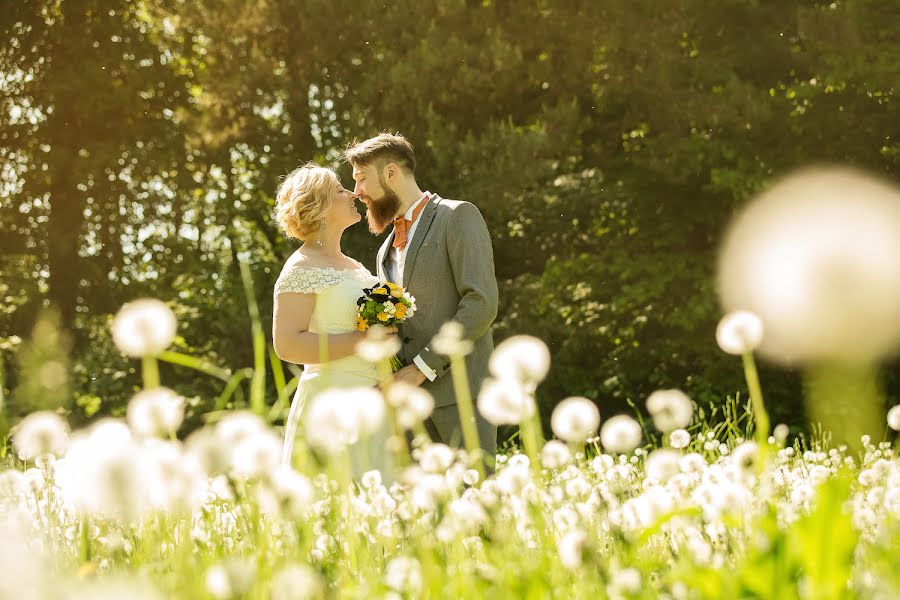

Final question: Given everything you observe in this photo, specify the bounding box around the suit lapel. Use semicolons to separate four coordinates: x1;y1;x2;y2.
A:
402;196;439;287
376;232;394;282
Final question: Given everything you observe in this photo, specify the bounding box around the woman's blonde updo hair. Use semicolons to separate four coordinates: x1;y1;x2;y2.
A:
273;162;340;241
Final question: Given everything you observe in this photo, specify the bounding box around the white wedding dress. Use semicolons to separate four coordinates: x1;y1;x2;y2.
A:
275;264;393;478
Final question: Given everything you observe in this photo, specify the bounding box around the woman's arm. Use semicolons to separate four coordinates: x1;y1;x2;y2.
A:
272;292;363;364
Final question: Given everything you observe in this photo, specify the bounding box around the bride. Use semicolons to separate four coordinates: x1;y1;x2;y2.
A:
272;162;395;477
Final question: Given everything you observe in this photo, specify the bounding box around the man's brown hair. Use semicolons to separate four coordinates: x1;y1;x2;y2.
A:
344;133;416;174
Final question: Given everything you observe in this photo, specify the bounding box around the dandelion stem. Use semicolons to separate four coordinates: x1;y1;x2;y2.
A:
741;351;769;448
804;362;883;451
142;355;160;389
377;360;411;469
449;355;485;479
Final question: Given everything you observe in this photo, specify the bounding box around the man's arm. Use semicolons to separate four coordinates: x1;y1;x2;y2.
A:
415;202;499;378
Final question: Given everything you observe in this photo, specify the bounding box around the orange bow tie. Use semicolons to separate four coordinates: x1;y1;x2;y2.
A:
392;197;428;250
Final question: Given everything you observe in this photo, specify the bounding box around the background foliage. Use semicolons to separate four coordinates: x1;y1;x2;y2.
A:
2;0;897;436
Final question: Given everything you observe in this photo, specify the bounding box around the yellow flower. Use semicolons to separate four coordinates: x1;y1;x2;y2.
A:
377;312;389;322
395;303;407;318
356;316;369;331
373;287;388;295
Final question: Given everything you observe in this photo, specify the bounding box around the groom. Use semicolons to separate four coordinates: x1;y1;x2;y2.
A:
345;133;499;462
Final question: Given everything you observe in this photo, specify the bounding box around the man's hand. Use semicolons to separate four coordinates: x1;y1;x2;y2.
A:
393;364;428;387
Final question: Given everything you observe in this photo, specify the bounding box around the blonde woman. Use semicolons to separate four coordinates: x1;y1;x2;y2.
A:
272;162;394;476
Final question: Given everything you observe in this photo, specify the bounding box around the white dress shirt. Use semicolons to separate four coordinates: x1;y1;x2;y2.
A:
386;192;438;382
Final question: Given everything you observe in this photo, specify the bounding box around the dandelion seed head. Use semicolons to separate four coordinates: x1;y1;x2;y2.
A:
431;321;472;356
356;325;401;363
489;335;551;388
887;404;900;432
476;378;535;425
550;397;600;443
541;440;573;470
111;298;177;357
716;310;764;355
13;411;69;460
270;564;324;600
669;428;691;449
600;415;643;454
126;387;185;438
646;389;694;433
718;167;900;365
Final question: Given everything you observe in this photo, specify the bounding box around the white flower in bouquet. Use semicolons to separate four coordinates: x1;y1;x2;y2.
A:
541;440;572;470
386;383;434;430
716;310;764;355
646;389;694;433
669;428;691;449
888;404;900;432
111;298;177;357
551;396;600;443
718;167;900;364
13;411;69;460
270;564;324;600
476;378;536;425
599;415;643;454
126;387;185;438
489;335;551;390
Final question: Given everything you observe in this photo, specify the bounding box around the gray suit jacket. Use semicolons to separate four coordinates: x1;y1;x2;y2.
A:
376;194;499;408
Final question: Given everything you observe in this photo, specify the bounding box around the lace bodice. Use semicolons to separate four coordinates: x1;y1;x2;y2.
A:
274;264;379;335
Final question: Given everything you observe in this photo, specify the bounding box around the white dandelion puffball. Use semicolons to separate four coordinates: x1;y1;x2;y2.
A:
669;428;691;449
357;325;401;363
645;448;681;483
270;564;324;600
126;387;185;438
489;335;551;388
111;298;177;357
476;378;536;425
557;530;589;570
718;167;900;365
887;404;900;432
599;415;643;454
386;383;434;429
551;397;600;443
431;321;473;356
646;389;694;433
13;411;69;460
541;440;572;470
304;388;385;455
716;310;764;355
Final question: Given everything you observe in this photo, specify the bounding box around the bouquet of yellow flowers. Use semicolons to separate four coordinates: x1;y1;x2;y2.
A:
356;282;416;370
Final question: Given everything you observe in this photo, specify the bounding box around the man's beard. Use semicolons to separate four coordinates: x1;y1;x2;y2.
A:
366;180;401;234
